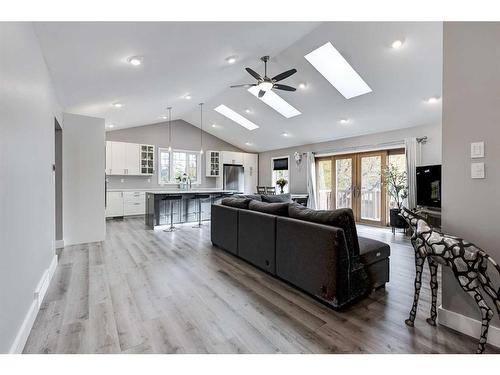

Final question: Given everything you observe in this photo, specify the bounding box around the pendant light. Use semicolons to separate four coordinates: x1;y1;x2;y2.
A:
199;103;204;155
167;106;172;152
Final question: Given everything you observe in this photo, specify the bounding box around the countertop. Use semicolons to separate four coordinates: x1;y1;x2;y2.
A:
145;190;240;195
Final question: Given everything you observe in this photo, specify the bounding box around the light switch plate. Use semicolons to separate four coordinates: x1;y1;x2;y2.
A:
471;141;484;158
471;162;485;179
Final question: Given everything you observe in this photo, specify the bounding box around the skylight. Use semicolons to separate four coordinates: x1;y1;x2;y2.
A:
247;87;301;118
214;105;259;131
304;42;372;99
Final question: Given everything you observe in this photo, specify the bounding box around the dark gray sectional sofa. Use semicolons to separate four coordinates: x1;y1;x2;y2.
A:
210;194;390;309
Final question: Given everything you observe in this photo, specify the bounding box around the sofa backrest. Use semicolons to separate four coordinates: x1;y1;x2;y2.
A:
288;203;360;259
275;216;350;303
238;209;277;274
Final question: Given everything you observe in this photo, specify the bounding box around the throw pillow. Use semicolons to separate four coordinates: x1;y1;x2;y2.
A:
261;193;292;203
249;200;289;216
288;202;360;257
221;197;251;209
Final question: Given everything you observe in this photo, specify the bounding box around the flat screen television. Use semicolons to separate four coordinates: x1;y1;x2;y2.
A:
416;164;441;209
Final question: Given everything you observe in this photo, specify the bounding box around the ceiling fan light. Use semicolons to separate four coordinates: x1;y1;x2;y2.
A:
258;81;273;92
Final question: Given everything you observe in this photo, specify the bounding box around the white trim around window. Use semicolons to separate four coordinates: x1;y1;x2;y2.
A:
158;148;202;185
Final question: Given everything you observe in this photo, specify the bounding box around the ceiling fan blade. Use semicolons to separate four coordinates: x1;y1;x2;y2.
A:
272;68;297;82
273;84;296;92
258;90;266;98
245;67;263;81
230;84;256;88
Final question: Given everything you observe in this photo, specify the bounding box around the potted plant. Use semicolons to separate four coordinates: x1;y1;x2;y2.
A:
276;177;288;194
382;164;408;231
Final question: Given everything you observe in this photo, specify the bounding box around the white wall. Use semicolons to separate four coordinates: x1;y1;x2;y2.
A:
0;23;61;353
441;22;500;331
63;113;106;246
258;123;442;193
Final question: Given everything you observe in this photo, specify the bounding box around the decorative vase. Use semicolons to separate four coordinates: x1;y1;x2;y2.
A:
390;208;407;228
280;187;284;194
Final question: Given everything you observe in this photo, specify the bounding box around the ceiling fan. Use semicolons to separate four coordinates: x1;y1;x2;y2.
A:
230;56;297;98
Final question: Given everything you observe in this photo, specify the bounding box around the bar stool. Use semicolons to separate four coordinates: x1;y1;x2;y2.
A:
162;194;183;232
192;193;210;228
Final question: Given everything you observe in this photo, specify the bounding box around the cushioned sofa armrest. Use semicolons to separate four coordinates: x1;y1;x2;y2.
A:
275;217;354;308
211;204;239;255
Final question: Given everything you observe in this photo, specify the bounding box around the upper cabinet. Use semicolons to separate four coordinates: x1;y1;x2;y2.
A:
206;150;221;177
221;151;244;165
106;141;154;176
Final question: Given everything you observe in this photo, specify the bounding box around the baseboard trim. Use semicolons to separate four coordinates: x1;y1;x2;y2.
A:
8;254;58;354
438;305;500;349
55;240;64;249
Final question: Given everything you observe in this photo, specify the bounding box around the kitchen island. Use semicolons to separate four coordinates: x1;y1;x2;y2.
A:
145;190;239;229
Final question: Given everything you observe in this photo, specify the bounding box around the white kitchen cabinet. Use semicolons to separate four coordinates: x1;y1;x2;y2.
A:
125;143;141;175
106;191;146;217
123;191;146;216
107;141;127;175
206;150;221;177
106;191;124;217
222;151;243;165
106;141;153;176
105;141;113;174
243;153;258;194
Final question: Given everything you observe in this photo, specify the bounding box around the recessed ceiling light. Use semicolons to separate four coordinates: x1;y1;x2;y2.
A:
184;94;192;100
305;42;372;99
248;87;301;118
245;108;252;114
245;142;252;146
214;105;259;131
211;123;218;128
426;96;441;104
298;82;307;89
127;56;143;66
225;55;238;64
160;115;167;120
107;124;115;128
112;102;123;108
339;118;350;125
391;40;404;49
282;132;290;137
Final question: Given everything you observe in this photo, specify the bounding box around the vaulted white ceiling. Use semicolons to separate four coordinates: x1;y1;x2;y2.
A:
35;22;442;152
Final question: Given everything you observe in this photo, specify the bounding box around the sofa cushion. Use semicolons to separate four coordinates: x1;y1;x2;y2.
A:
261;193;292;203
288;203;360;257
233;194;262;201
358;236;391;265
221;197;251;209
249;200;289;216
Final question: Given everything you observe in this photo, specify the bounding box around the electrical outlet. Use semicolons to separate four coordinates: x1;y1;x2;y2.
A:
121;178;124;183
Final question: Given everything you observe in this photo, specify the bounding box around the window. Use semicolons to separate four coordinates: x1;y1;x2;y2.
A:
158;148;200;184
387;151;407;210
271;156;290;194
159;149;170;184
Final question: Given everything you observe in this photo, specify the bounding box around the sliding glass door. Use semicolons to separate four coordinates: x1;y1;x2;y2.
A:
316;158;332;210
316;151;387;225
358;151;386;225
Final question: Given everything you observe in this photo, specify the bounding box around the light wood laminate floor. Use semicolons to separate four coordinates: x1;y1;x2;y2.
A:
23;217;498;354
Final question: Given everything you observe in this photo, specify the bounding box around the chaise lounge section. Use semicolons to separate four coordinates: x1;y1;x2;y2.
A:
211;195;390;309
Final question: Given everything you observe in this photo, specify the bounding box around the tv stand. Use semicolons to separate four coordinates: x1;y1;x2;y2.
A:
415;207;441;230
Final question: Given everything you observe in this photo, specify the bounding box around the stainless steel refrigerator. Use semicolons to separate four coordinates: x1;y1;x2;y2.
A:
223;164;244;192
